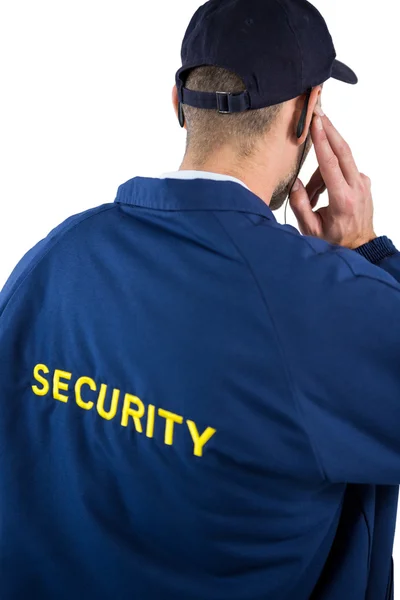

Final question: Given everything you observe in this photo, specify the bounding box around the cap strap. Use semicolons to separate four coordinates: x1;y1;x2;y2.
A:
179;87;250;114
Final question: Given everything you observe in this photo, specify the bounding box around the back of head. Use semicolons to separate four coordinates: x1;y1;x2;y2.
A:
183;66;283;166
176;0;358;179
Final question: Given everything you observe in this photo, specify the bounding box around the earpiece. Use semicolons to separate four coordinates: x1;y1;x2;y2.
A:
178;102;185;128
285;88;314;225
296;88;312;139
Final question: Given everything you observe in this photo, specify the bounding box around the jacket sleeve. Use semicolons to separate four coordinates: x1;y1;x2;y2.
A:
354;236;400;282
280;237;400;484
0;205;113;319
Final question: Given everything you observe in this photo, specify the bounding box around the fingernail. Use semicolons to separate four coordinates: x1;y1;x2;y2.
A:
292;179;300;192
315;105;325;117
315;116;323;131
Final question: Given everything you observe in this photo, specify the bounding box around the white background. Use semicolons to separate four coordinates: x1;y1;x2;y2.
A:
0;0;399;589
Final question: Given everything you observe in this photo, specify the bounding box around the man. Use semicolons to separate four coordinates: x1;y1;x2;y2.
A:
0;0;398;598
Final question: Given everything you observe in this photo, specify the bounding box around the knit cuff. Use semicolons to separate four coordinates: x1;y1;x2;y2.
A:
354;236;398;265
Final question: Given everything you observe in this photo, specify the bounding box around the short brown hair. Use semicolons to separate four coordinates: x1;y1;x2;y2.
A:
182;66;283;165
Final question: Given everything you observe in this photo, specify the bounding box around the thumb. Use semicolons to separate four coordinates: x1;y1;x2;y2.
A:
289;178;322;236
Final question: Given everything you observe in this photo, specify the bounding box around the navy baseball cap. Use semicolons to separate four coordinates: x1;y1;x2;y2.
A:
176;0;358;114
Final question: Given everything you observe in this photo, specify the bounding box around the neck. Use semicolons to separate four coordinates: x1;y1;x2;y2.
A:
180;149;279;206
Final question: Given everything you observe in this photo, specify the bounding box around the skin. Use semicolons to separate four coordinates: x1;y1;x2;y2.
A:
172;85;376;250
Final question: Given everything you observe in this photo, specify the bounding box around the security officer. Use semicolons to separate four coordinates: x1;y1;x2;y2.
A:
0;0;398;598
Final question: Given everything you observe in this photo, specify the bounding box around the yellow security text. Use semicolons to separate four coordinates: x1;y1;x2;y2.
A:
31;363;216;458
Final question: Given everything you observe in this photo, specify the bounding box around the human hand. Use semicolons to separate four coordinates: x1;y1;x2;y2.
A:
289;109;377;250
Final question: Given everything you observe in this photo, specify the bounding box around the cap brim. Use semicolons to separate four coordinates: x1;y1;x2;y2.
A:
331;59;358;84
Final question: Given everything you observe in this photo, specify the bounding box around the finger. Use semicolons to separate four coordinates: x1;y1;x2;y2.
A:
309;184;327;210
305;167;327;209
311;117;348;196
319;113;360;186
360;173;372;190
289;178;322;237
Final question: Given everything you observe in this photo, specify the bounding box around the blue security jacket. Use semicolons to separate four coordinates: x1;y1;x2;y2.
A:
0;177;399;600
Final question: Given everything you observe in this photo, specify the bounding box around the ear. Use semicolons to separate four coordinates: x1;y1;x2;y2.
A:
172;85;187;130
295;86;322;146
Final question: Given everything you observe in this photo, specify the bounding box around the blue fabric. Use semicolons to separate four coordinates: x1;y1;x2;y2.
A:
0;177;399;599
354;236;398;266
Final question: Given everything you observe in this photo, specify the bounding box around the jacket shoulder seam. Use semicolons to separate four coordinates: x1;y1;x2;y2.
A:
212;212;328;481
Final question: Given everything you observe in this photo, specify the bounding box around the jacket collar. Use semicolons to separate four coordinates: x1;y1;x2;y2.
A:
160;170;250;191
114;177;276;221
